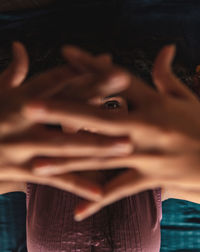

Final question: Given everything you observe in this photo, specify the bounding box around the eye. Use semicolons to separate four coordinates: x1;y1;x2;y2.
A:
103;100;121;110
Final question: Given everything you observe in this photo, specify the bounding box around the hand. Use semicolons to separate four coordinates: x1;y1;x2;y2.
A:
0;42;133;201
24;45;200;221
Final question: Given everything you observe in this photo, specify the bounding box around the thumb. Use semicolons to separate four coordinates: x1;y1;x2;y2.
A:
0;42;29;90
152;45;198;102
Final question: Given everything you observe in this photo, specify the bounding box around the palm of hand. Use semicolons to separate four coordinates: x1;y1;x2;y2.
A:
0;43;123;202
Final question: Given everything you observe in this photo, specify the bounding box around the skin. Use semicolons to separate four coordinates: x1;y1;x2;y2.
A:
0;42;133;202
3;42;200;223
23;45;200;221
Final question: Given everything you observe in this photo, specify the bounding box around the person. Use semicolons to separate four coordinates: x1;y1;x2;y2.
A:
26;44;200;251
1;1;200;251
52;44;200;221
0;42;163;251
2;39;200;251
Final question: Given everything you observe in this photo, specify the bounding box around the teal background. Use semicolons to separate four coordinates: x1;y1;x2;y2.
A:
0;193;27;252
161;199;200;252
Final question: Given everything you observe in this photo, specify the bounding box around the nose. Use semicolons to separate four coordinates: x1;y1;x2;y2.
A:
62;125;98;134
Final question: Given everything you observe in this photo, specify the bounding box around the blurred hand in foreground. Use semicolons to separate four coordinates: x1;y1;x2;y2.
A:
0;42;133;201
23;45;200;221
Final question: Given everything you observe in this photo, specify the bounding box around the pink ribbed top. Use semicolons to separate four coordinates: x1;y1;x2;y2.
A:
26;183;162;252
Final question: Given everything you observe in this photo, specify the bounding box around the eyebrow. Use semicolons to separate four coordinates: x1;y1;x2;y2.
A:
104;93;121;99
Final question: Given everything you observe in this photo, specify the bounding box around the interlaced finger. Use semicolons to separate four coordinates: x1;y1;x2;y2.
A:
0;164;103;202
22;98;177;152
0;128;132;163
62;45;112;72
62;45;132;95
22;99;132;136
31;156;131;176
74;169;159;221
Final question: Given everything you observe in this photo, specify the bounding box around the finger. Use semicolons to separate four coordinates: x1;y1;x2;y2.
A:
153;45;198;101
0;42;29;89
52;70;127;102
51;72;97;101
101;154;179;177
1;132;132;162
0;165;103;201
19;65;80;100
62;46;131;94
64;46;156;105
31;156;130;176
23;98;164;149
31;153;163;176
47;172;103;201
74;170;158;221
62;45;111;72
22;99;132;136
32;152;196;179
22;64;128;102
23;97;167;150
64;50;112;73
62;46;116;97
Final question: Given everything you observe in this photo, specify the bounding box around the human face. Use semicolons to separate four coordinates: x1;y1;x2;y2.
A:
62;94;128;134
61;94;128;184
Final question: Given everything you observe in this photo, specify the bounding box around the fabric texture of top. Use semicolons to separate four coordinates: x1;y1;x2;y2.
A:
161;198;200;251
26;183;162;252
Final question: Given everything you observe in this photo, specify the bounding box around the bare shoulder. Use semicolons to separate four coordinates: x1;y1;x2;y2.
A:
0;181;27;195
161;187;170;202
161;187;200;204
